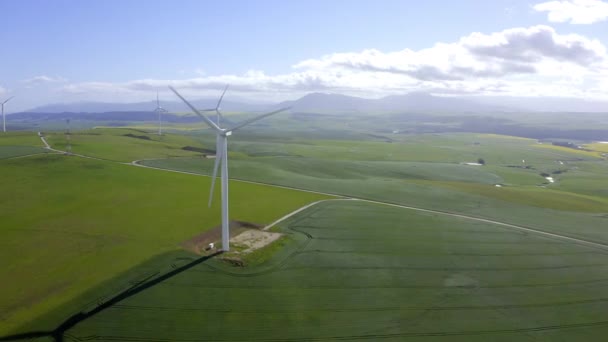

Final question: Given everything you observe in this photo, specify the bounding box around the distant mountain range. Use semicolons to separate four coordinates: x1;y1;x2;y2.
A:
27;99;270;114
278;92;510;113
19;92;608;115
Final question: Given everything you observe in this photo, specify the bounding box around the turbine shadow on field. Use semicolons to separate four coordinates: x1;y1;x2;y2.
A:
0;251;222;342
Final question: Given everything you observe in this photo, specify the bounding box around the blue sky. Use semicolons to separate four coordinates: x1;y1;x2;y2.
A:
1;0;608;110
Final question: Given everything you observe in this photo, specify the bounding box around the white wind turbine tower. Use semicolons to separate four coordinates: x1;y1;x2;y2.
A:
154;92;168;135
169;85;290;251
2;96;14;133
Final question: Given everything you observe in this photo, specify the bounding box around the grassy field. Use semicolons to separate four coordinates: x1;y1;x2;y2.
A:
3;128;608;340
0;154;329;335
142;132;608;244
586;142;608;153
53;200;608;341
0;132;48;159
43;128;212;162
0;132;46;147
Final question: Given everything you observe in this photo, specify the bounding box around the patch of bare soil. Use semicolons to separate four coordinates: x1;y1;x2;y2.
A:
180;220;262;255
231;229;282;254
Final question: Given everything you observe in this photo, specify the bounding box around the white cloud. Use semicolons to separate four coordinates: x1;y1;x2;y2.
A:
59;26;608;102
534;0;608;24
296;26;605;79
22;75;67;85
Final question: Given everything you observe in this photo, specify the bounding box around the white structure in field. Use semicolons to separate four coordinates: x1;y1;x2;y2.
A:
153;93;168;135
1;97;14;132
169;85;290;251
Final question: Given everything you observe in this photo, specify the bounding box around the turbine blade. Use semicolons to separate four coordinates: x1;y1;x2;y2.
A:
208;138;223;207
216;84;229;110
228;107;291;132
216;109;222;126
168;86;222;132
2;96;14;105
156;92;160;107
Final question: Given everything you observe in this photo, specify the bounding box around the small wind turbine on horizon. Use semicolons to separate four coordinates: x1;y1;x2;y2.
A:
154;92;168;135
2;96;14;133
169;85;290;251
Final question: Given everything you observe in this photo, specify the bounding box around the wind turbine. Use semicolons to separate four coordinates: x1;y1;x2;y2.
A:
200;84;229;127
169;85;290;251
2;96;14;133
154;92;168;135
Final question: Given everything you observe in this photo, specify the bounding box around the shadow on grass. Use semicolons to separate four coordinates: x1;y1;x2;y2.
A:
0;251;221;342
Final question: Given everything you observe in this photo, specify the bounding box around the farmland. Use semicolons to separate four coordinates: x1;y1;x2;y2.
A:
0;148;329;335
43;128;210;162
58;200;608;341
143;132;608;243
0;132;48;159
1;128;608;340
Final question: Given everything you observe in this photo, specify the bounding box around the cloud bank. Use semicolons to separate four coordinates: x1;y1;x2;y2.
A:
61;25;608;102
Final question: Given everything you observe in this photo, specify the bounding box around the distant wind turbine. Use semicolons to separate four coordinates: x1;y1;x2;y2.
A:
199;84;229;127
2;96;14;133
169;85;290;251
154;92;168;135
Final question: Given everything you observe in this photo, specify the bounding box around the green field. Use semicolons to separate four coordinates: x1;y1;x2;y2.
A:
44;128;212;162
142;132;608;244
2;129;608;340
0;153;329;335
53;200;608;340
0;132;48;159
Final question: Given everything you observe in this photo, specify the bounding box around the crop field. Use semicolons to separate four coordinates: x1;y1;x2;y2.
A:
0;132;48;159
43;200;608;341
2;128;608;341
0;153;328;335
43;128;211;162
586;142;608;153
142;132;608;244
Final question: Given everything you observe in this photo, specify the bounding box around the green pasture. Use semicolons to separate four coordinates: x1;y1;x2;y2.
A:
0;154;329;335
0;132;48;159
0;132;45;147
0;146;48;159
142;130;608;244
43;128;212;162
52;200;608;341
585;142;608;153
3;128;608;340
